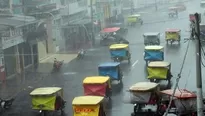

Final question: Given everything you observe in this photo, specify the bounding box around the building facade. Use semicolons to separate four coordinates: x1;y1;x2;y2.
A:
24;0;62;60
61;0;92;50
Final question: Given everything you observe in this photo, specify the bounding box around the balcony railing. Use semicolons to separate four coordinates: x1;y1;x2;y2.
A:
78;0;87;7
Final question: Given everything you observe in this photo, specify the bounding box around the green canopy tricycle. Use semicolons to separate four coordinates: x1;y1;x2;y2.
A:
30;87;66;116
147;61;173;89
127;14;143;26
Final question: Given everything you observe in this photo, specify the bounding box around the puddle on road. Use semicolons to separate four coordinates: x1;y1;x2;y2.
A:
63;72;77;75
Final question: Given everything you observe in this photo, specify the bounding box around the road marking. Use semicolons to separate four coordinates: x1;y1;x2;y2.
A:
132;60;138;67
64;72;77;75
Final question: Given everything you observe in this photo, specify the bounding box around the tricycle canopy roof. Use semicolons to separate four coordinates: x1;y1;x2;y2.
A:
160;89;197;99
129;82;159;92
30;87;62;96
145;45;164;50
72;96;104;105
101;27;120;33
83;76;110;84
169;7;178;10
166;29;181;32
99;62;120;67
148;61;170;67
143;32;160;36
109;44;129;49
128;14;141;17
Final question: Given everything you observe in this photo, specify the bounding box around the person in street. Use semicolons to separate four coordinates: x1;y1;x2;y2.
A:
175;10;178;17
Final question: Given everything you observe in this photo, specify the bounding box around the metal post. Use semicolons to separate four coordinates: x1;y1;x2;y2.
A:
90;0;95;46
194;13;204;116
155;0;158;11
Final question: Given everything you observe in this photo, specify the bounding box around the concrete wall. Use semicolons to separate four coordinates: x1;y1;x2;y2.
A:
37;40;47;61
69;2;87;15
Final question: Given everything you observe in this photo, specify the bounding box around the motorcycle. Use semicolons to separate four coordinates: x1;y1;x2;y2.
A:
77;49;86;59
53;59;64;71
0;98;14;110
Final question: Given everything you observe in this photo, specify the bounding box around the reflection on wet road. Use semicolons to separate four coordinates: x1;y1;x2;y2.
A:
1;0;204;116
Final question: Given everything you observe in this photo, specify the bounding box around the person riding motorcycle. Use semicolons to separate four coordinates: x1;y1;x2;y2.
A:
53;58;62;69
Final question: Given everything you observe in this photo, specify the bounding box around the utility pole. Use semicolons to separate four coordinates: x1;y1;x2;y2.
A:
194;13;204;116
90;0;95;46
155;0;158;11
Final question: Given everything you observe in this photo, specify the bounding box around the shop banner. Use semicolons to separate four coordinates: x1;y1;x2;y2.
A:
73;105;100;116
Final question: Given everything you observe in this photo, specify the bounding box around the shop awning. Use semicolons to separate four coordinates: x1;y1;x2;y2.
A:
0;15;38;28
62;19;91;28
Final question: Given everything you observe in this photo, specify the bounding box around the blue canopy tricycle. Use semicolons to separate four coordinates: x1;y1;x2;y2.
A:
98;62;123;83
144;45;164;65
109;44;131;63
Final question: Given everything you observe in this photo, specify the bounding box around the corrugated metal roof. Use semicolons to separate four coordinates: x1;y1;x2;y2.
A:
0;25;9;31
0;16;37;27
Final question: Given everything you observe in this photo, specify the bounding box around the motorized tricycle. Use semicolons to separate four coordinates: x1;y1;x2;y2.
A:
168;7;178;18
72;96;106;116
128;82;161;116
165;29;181;44
100;27;120;46
0;97;15;112
159;89;198;116
30;87;66;116
147;61;172;89
127;14;143;26
106;23;128;36
109;44;131;63
83;76;111;99
98;62;123;83
143;32;160;46
144;46;164;65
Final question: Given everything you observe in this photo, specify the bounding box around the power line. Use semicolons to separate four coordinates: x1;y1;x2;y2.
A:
163;39;190;116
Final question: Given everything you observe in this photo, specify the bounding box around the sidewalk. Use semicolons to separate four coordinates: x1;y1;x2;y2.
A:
36;53;77;73
0;53;77;98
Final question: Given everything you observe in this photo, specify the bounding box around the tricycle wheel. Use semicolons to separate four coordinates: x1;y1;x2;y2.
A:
128;58;131;64
40;111;46;116
60;109;65;116
131;112;135;116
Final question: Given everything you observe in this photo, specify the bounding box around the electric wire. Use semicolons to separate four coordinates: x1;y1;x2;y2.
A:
163;38;190;116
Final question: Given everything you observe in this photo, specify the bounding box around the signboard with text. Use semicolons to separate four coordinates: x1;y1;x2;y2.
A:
0;0;9;9
73;105;100;116
2;36;24;49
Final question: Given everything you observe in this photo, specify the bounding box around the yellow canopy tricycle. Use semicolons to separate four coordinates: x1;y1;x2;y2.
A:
127;14;143;26
83;76;111;99
30;87;66;115
72;96;106;116
109;44;131;63
147;61;173;89
165;28;181;45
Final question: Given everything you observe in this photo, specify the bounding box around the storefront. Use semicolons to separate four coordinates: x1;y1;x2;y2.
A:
62;19;92;50
3;46;16;77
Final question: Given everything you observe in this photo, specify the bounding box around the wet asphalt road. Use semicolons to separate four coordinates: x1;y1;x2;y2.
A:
1;0;205;116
